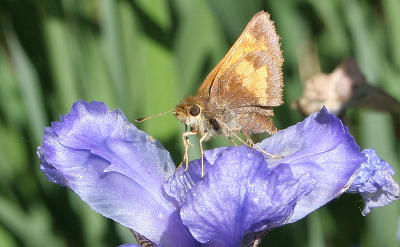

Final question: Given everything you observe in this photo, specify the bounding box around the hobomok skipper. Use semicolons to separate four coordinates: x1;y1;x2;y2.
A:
137;11;284;177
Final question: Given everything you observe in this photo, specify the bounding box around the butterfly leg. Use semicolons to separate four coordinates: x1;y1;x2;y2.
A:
214;118;256;149
243;132;256;146
178;131;197;170
199;133;209;178
131;229;156;247
229;131;253;148
243;132;282;159
228;136;237;146
216;118;282;159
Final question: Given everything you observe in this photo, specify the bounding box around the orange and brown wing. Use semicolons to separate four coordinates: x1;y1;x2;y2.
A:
196;10;283;105
239;111;277;134
212;50;283;107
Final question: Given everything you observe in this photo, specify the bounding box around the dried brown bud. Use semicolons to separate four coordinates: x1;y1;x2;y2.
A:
293;58;400;116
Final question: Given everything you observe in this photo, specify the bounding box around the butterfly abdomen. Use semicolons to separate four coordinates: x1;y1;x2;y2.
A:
132;231;156;247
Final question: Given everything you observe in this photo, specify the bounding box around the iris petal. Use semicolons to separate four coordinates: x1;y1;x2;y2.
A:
50;100;175;187
167;146;313;246
163;147;227;207
347;149;400;215
38;101;178;244
258;107;366;222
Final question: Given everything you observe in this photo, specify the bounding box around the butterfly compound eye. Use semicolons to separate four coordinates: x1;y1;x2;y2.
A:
189;105;200;116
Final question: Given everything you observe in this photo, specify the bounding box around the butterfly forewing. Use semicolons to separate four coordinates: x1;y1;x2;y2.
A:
212;51;283;108
196;11;283;103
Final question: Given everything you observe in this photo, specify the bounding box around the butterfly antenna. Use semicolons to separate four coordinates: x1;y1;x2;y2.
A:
135;108;174;122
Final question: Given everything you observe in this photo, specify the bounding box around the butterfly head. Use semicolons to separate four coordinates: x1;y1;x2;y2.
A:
173;96;207;130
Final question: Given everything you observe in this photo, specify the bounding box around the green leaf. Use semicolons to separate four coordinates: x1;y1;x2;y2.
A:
44;18;80;113
0;225;17;247
174;0;226;95
139;36;179;141
99;0;131;112
383;0;400;68
5;27;47;145
0;196;66;247
136;0;171;30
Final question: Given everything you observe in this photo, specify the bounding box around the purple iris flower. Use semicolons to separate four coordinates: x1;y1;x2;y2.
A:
38;101;399;247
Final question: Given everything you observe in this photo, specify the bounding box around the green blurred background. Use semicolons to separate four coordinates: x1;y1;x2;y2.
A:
0;0;399;246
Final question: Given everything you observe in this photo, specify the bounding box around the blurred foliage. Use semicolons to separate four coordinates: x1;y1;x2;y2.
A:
0;0;399;246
